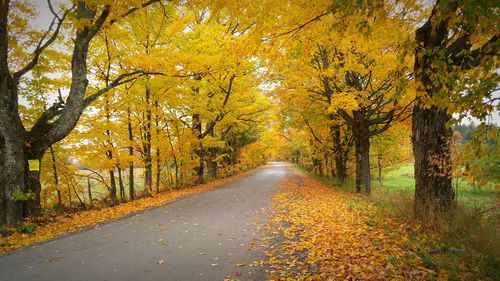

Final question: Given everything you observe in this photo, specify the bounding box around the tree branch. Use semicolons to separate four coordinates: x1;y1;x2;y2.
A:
13;2;73;81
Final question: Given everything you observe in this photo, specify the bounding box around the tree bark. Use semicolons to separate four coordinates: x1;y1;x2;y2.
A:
351;111;371;194
412;104;454;217
117;167;125;201
155;147;161;192
206;127;217;179
143;86;153;194
108;169;117;205
331;125;348;182
192;114;204;184
354;132;371;194
377;153;383;187
49;146;63;208
87;178;93;207
412;4;456;217
127;107;135;200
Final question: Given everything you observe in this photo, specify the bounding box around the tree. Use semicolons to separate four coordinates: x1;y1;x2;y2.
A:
412;0;499;217
0;0;161;225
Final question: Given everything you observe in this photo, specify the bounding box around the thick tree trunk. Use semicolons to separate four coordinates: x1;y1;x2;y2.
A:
352;110;371;194
0;133;25;225
354;134;371;194
412;7;457;217
207;158;217;179
412;104;454;218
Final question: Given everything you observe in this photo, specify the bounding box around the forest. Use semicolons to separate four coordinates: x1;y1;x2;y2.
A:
0;0;499;280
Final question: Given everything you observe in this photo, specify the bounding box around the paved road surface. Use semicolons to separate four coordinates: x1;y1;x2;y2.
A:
0;162;288;281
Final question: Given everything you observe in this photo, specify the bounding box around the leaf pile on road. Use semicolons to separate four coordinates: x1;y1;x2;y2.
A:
264;172;443;280
0;173;245;254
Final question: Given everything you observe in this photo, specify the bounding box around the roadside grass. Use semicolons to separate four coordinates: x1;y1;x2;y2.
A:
292;163;500;280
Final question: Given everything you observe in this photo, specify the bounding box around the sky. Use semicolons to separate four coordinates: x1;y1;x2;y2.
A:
22;0;500;126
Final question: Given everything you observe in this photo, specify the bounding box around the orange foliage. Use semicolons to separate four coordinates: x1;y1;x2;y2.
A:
265;170;445;280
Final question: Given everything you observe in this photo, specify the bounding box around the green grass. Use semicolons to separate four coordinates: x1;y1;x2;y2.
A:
372;164;498;210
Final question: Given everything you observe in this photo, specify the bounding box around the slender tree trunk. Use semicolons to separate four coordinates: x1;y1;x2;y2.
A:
143;86;153;194
331;124;347;182
87;178;93;207
108;169;117;205
127;107;135;200
206;127;217;180
165;124;179;188
117;167;125;201
154;102;161;192
104;96;117;205
412;104;454;217
377;153;383;187
192;114;204;184
155;148;161;192
49;146;63;208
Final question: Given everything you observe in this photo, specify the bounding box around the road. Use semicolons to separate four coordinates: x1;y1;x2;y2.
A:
0;162;288;281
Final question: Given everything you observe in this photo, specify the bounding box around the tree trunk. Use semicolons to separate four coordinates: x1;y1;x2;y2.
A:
143;86;153;195
412;7;456;218
352;110;371;194
108;169;117;205
87;178;93;207
155;148;161;192
354;134;371;194
49;146;63;208
377;153;383;187
117;167;125;201
206;127;217;180
192;114;204;184
412;104;454;218
331;124;347;182
127;107;135;200
0;101;27;225
24;161;42;216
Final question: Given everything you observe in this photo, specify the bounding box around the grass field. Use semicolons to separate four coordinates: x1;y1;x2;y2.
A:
373;164;498;211
296;163;499;212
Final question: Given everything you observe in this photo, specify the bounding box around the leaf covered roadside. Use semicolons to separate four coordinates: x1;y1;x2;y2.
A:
264;171;466;280
0;172;247;254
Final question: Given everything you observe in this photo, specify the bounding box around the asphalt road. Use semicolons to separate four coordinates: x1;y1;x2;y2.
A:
0;162;288;281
